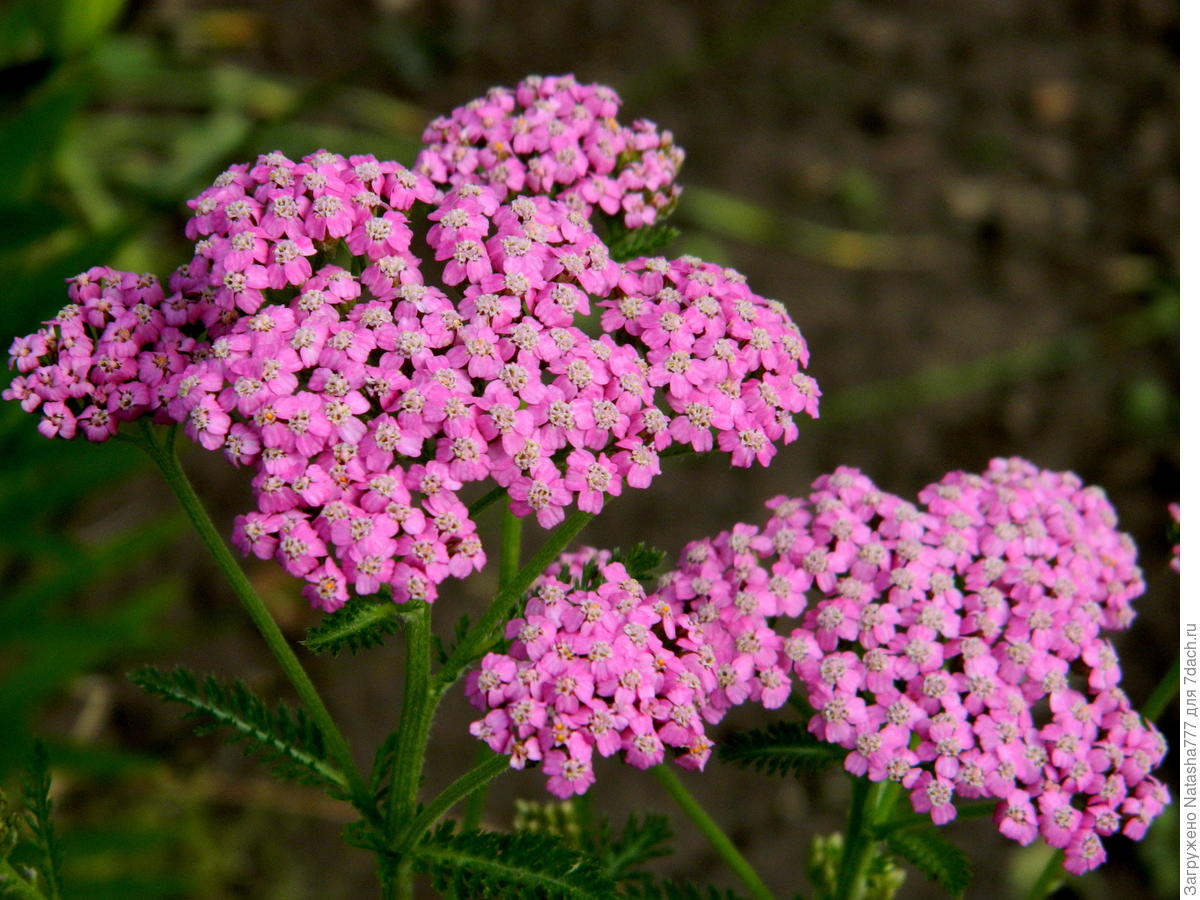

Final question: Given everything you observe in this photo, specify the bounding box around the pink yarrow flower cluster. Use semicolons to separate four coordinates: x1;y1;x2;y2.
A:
134;147;815;612
417;74;684;228
650;458;1166;875
600;256;819;467
5;81;817;617
3;267;179;441
466;550;714;797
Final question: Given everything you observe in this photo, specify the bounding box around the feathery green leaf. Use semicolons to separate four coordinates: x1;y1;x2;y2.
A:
20;741;62;900
128;667;347;795
370;730;400;798
585;813;673;882
434;613;481;668
611;544;666;586
717;721;845;778
605;223;681;263
413;824;616;900
302;593;408;656
885;828;971;897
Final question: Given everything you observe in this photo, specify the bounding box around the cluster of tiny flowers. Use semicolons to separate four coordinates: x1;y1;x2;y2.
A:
649;458;1167;875
140;147;815;611
416;74;684;228
599;256;819;467
3;267;178;441
466;550;714;797
4;78;816;615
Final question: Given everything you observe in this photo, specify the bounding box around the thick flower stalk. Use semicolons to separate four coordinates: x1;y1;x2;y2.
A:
416;74;684;228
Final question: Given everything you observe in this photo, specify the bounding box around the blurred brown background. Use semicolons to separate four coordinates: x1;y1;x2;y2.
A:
0;0;1178;897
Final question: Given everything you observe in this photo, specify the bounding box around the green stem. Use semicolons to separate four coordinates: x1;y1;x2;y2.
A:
129;422;377;823
468;485;506;517
439;510;594;686
1027;850;1065;900
872;779;901;825
1143;656;1180;722
834;777;877;900
456;510;523;833
0;860;47;900
652;765;775;900
461;744;492;831
497;509;523;590
871;799;997;838
388;601;435;834
397;753;511;852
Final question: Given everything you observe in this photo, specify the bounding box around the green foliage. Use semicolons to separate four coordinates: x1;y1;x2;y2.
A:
17;741;63;899
413;824;617;900
884;828;970;898
604;223;681;263
302;593;407;656
128;667;347;796
611;543;667;586
585;813;673;884
369;731;401;798
807;831;906;900
433;613;476;667
513;800;585;846
553;543;666;594
717;721;845;778
620;882;747;900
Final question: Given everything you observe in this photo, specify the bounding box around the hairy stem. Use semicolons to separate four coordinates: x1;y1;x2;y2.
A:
388;602;435;834
457;509;523;833
871;798;996;838
461;744;493;831
439;510;594;686
497;509;523;591
130;422;376;823
397;753;511;852
834;777;878;900
1027;850;1065;900
652;765;775;900
1143;655;1179;722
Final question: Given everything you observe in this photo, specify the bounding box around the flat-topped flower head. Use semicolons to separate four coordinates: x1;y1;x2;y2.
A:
600;255;819;464
646;458;1164;873
5;267;178;441
130;149;816;613
417;74;684;229
466;548;712;797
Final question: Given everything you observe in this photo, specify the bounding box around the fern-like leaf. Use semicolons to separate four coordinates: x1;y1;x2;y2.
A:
370;730;400;797
717;721;845;778
129;667;347;795
20;741;63;899
586;813;673;882
605;223;681;263
303;593;407;656
413;824;616;900
611;543;666;587
885;828;971;898
434;613;476;667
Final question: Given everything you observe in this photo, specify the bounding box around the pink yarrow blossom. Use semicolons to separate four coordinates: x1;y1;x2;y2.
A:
646;459;1165;874
417;74;685;228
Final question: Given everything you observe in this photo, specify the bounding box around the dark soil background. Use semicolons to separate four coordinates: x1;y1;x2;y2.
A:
0;1;1179;898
